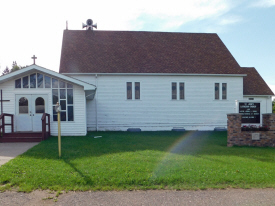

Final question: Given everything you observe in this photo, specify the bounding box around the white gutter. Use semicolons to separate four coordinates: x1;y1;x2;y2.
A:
62;73;247;77
243;95;274;97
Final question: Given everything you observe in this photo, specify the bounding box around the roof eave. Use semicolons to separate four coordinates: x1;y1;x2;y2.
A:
62;73;247;77
0;65;96;91
243;94;274;97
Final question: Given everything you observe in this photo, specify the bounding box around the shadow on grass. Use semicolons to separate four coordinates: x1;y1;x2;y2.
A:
21;131;275;163
63;159;95;186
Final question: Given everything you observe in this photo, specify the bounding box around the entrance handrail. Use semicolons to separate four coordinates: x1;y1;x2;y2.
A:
41;113;50;140
0;113;14;137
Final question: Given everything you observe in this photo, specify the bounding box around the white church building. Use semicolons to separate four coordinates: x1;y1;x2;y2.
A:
0;29;274;136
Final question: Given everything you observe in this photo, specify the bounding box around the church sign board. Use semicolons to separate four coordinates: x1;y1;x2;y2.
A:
239;102;260;123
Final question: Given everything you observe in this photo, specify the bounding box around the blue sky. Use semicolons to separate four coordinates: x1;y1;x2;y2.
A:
0;0;274;94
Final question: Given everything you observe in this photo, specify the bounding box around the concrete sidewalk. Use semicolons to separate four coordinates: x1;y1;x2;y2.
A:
1;189;275;206
0;142;38;166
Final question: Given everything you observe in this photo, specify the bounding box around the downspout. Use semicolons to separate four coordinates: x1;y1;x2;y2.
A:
266;96;269;113
95;74;98;131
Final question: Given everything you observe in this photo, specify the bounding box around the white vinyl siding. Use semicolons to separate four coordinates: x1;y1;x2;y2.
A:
70;74;247;131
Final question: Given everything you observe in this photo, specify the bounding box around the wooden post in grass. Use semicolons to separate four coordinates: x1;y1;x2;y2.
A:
55;102;61;157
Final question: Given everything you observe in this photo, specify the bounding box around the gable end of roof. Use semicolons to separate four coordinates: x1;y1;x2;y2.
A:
242;67;274;96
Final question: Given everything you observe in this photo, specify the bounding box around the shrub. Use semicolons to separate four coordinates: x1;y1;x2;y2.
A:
241;125;269;131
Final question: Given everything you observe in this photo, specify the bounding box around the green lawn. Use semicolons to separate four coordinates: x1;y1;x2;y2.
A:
0;131;275;192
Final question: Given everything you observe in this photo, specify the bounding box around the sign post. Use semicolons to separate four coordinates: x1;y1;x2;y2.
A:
55;102;61;157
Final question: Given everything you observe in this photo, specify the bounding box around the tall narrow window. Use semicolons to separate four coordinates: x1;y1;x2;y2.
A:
68;106;74;121
179;83;184;100
172;82;177;100
127;82;132;99
59;81;66;88
53;106;57;121
67;88;74;121
30;73;36;88
215;83;219;100
67;89;73;104
135;82;140;99
60;89;66;99
52;89;58;104
61;111;67;121
45;76;51;88
60;87;66;122
37;73;43;88
52;78;58;88
15;79;21;88
222;83;227;100
23;76;29;88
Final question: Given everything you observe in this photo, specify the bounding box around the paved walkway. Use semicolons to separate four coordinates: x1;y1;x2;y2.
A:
0;142;38;166
1;189;275;206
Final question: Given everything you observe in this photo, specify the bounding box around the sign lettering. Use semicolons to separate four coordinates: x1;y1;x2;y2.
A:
239;102;260;123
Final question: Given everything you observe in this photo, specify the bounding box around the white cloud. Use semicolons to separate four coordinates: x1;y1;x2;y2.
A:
249;0;275;8
0;0;243;73
83;0;235;31
0;0;237;32
218;15;243;25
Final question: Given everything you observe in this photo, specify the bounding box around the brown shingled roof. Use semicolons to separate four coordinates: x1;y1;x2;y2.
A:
59;30;242;74
59;30;273;96
242;67;274;95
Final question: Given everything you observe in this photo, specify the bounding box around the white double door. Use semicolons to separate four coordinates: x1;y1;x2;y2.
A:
16;94;48;132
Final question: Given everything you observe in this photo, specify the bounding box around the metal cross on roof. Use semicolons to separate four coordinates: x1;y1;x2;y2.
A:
31;55;37;64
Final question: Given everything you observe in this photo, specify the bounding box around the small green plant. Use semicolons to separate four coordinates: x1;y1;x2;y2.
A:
42;197;54;200
56;191;63;197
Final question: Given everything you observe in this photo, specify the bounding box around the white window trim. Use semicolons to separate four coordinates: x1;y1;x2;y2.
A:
126;81;141;100
222;83;227;100
171;81;185;100
214;82;227;100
